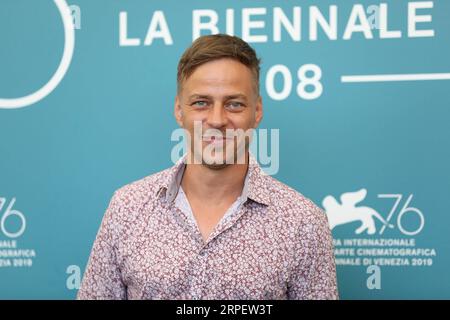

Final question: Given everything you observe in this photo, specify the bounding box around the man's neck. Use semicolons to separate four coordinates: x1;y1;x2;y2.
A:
181;153;249;205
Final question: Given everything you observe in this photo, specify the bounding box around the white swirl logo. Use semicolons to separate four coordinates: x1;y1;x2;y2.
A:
0;0;75;109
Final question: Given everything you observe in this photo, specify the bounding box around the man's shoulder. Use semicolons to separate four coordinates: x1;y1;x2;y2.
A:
109;166;172;212
264;174;327;225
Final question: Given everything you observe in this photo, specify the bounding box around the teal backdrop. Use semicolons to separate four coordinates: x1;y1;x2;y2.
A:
1;0;449;299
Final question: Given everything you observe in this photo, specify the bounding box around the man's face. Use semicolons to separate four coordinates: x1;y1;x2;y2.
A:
174;58;263;169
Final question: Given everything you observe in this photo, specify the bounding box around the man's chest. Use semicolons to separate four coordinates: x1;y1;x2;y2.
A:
117;213;294;299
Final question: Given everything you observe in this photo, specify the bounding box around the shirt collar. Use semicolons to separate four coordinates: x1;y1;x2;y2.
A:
156;153;271;206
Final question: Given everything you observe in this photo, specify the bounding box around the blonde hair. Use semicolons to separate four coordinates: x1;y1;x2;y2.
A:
177;34;261;95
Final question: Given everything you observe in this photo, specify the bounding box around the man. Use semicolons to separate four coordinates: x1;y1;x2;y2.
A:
77;34;338;300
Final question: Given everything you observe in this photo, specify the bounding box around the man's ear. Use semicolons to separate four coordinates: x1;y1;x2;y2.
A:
174;95;184;127
254;95;263;128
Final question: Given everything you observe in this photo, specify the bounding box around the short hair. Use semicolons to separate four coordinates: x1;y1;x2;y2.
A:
177;34;261;95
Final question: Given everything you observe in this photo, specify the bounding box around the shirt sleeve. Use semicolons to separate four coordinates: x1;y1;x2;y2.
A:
77;191;127;300
287;204;339;300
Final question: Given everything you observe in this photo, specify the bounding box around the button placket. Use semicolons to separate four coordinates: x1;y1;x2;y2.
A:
195;247;209;299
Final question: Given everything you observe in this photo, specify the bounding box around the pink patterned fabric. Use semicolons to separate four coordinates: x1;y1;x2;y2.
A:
77;155;338;300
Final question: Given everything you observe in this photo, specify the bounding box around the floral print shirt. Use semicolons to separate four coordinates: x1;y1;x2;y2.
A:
77;154;338;300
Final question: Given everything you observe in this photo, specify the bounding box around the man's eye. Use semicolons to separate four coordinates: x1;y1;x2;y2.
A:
192;101;208;107
227;101;244;109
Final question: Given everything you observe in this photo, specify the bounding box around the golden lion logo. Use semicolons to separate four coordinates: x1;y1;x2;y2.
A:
322;188;393;235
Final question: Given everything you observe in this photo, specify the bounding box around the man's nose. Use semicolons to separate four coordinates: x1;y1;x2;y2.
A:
206;103;228;128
